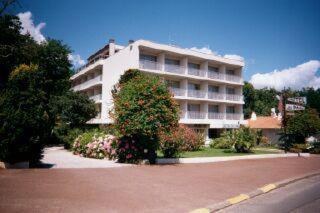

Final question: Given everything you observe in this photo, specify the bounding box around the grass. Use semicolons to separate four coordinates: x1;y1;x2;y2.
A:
158;147;281;158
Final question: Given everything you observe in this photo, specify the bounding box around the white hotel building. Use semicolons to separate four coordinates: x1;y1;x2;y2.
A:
71;39;246;143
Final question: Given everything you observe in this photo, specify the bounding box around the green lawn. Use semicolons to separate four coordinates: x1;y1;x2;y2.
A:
158;147;281;158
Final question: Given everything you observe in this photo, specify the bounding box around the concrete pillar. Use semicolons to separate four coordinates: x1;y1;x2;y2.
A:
201;81;208;99
181;79;188;97
201;102;208;119
157;52;165;71
181;100;188;119
180;57;188;74
219;65;226;80
200;61;208;77
221;104;227;120
220;84;226;100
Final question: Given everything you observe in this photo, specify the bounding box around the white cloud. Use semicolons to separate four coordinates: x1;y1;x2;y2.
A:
249;60;320;90
189;47;217;55
68;54;85;67
17;11;46;44
224;54;244;61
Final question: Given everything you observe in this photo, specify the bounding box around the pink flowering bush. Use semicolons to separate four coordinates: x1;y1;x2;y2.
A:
72;130;117;160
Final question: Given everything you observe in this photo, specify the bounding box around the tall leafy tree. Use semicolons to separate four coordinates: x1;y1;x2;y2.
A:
243;82;255;119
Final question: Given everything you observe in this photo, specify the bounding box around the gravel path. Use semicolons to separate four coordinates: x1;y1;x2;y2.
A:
40;146;130;168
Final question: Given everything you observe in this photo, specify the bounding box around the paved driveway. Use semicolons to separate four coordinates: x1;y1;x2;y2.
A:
40;146;129;168
1;156;320;212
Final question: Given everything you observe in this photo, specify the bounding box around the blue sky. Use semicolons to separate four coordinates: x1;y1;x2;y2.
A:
17;0;320;89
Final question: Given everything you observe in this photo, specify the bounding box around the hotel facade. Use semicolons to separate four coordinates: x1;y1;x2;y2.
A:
71;39;246;143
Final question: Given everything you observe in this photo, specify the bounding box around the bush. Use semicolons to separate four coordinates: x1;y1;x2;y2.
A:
209;127;257;153
72;129;117;160
234;127;257;153
159;125;205;158
111;70;179;163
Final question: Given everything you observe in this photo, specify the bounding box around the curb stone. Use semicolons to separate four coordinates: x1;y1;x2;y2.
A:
190;169;320;213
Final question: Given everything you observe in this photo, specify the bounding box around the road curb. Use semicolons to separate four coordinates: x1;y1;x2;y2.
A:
190;169;320;212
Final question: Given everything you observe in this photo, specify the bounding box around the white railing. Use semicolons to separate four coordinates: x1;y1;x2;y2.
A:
226;94;243;101
72;75;102;91
188;68;206;77
165;64;185;74
139;60;161;70
226;113;242;120
187;111;206;119
208;71;225;80
208;112;224;120
188;89;206;98
169;87;186;96
208;92;225;100
225;74;242;83
89;94;102;102
75;55;107;73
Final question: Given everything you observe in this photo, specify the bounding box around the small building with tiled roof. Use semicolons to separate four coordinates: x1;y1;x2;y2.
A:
246;112;282;145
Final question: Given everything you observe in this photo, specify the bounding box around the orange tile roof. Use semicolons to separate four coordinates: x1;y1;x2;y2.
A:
246;116;282;129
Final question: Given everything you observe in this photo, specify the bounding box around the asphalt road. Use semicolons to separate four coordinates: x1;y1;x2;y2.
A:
220;175;320;213
1;156;320;212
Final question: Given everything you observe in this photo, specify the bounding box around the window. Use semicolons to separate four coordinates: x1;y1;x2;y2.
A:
188;63;200;69
208;85;219;93
226;87;236;94
226;106;235;113
209;105;219;113
208;66;219;73
140;54;157;62
188;104;200;112
188;83;200;90
165;80;180;88
226;69;235;75
165;58;180;65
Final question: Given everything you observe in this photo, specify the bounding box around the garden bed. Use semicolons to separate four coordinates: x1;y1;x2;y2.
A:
158;147;282;158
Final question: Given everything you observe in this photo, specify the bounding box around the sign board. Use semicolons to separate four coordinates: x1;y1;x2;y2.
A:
287;97;307;105
285;104;305;111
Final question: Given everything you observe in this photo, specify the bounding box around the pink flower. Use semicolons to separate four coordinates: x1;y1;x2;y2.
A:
126;154;133;159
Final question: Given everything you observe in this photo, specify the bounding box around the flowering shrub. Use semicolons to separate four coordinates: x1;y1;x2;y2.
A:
159;125;205;158
110;70;179;163
72;131;117;160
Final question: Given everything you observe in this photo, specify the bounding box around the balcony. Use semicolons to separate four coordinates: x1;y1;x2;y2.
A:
208;112;224;120
208;71;225;81
75;55;107;73
187;111;206;119
208;92;224;100
226;113;242;120
188;89;206;98
169;87;186;97
139;60;160;70
165;64;185;74
72;75;102;91
188;68;206;77
89;94;102;102
226;94;243;101
225;74;242;83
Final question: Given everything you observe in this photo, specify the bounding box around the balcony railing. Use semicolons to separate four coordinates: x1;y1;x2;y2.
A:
208;71;225;80
208;112;224;120
165;64;185;74
72;75;102;91
188;68;206;77
187;111;206;119
75;55;107;73
188;89;206;98
226;94;242;101
169;87;186;96
226;113;242;120
225;74;242;83
208;92;224;100
89;94;102;102
139;60;161;70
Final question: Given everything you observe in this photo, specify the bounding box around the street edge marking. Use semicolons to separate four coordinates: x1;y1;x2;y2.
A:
227;194;249;204
189;170;320;213
259;184;277;193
